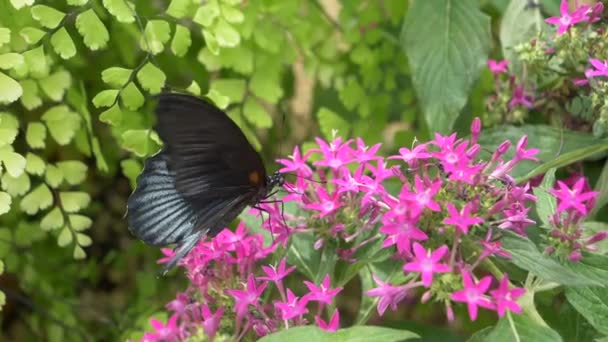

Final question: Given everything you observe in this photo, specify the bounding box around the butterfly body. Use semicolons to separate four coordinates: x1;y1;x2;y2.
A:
126;93;283;274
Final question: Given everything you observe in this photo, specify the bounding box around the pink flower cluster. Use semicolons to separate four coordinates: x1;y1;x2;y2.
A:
545;0;603;35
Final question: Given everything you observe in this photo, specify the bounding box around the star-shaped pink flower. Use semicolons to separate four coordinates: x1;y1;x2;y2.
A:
403;243;451;287
451;271;495;321
443;203;484;234
489;275;525;317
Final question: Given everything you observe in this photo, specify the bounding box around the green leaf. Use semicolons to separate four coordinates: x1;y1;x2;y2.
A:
220;3;244;23
210;78;246;104
214;18;240;47
121;159;142;189
0;192;11;216
9;0;34;10
23;46;48;78
68;214;92;231
40;207;64;231
243;98;272;128
0;113;19;147
171;24;191;57
566;287;608;334
75;9;110;50
0;72;23;104
1;172;30;197
41;105;82;145
121;130;161;157
0;28;10;47
19;27;45;45
26;122;46;149
73;245;86;259
533;168;557;228
31;5;65;29
202;30;219;55
67;0;88;5
500;0;544;76
102;0;135;23
186;80;201;96
401;0;491;133
45;165;64;188
59;192;90;213
20;184;53;215
287;232;322;281
76;233;92;247
57;227;73;247
0;53;24;70
38;70;71;102
591;158;608;218
50;28;76;59
253;21;282;53
250;69;282;103
141;20;171;55
205;89;229;110
0;147;26;178
166;0;191;18
25;153;45;175
317;107;350;140
259;326;418;342
92;89;119;108
197;47;221;71
485;310;563;342
120;82;145;110
99;104;123;126
56;161;87;185
101;67;131;88
19;79;42;110
193;2;219;27
136;63;166;94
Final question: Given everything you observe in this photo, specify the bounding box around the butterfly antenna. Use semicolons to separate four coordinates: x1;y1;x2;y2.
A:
287;172;327;185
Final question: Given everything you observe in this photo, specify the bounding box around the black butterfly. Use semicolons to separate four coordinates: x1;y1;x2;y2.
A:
127;93;284;274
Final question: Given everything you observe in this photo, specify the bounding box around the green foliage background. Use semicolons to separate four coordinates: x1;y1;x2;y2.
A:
0;0;606;341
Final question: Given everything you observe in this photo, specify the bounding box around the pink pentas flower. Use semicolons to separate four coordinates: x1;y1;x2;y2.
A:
489;275;525;317
305;187;342;217
403;243;451;287
201;304;224;341
585;58;608;79
354;137;382;163
166;292;190;315
303;274;343;305
259;258;296;284
399;176;442;214
313;137;353;170
333;166;364;194
380;214;429;254
589;2;604;22
145;314;180;342
315;310;340;332
451;271;495;321
443;203;484;234
509;85;534;109
549;178;598;215
545;0;590;35
487;59;508;76
226;274;267;320
365;274;408;316
388;143;431;167
157;248;176;264
514;136;539;162
274;289;309;320
277;145;313;178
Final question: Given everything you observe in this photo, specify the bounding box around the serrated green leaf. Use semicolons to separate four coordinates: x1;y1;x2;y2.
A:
202;30;219;55
19;27;45;45
220;4;244;23
0;53;24;70
193;2;220;27
76;233;92;247
23;46;48;78
102;0;135;23
339;78;364;111
250;69;283;103
121;130;161;157
220;45;254;74
56;161;87;185
59;192;90;213
1;172;30;197
25;153;45;175
120;159;141;189
317;107;350;139
0;113;19;147
68;214;92;231
166;0;191;18
26;122;46;149
243;98;272;128
0;28;10;47
39;70;71;101
0;147;26;178
0;192;11;216
99;104;123;126
40;207;64;231
253;21;282;53
136;63;166;94
141;20;171;55
0;72;23;104
171;24;191;57
214;18;240;47
92;89;119;108
210;78;245;104
19;79;42;110
75;9;109;50
10;0;34;10
101;67;131;87
186;80;201;96
57;227;73;247
41;105;82;145
120;82;144;110
197;47;221;71
31;5;65;29
73;245;86;259
67;0;88;5
20;184;53;215
205;89;229;110
50;28;76;59
45;165;64;188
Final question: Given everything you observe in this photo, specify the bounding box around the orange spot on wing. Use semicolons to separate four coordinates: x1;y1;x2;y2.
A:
249;171;260;185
